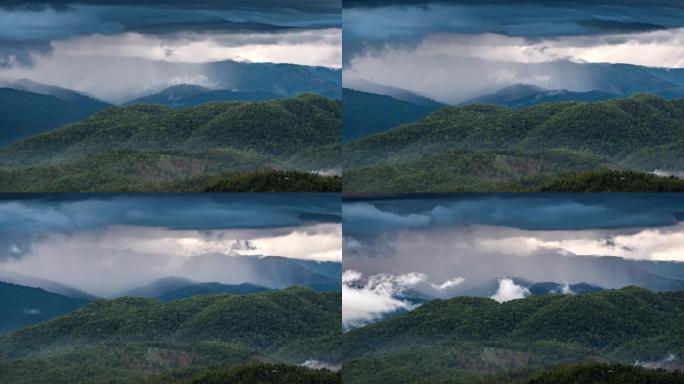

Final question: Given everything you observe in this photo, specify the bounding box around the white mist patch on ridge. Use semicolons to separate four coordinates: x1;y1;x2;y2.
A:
557;283;574;295
652;170;684;179
635;353;678;370
311;169;341;177
430;277;465;291
491;277;530;303
300;360;341;372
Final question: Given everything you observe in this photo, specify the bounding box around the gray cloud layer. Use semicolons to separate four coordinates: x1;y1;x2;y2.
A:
0;193;340;259
0;194;341;296
0;3;341;99
343;195;684;307
343;2;684;101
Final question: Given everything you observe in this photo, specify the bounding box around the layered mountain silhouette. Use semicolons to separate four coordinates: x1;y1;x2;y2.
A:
0;282;90;333
463;84;617;108
344;79;440;107
0;84;109;147
0;271;96;300
127;85;282;108
342;88;442;142
120;277;270;302
0;59;340;150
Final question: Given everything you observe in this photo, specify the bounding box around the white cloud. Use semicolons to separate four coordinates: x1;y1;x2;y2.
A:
342;270;424;329
7;244;21;256
430;277;465;291
0;223;341;296
558;283;574;295
345;27;684;103
0;28;341;102
477;223;684;262
490;277;530;303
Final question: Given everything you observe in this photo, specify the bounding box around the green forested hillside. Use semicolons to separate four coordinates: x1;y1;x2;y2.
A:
512;363;684;384
344;94;684;192
532;170;684;192
0;287;341;383
0;88;108;147
151;363;341;384
174;170;342;192
0;94;340;192
343;287;684;384
158;283;270;302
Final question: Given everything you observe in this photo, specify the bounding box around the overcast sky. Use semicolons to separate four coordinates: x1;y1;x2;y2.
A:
0;1;341;102
0;193;341;296
342;194;684;328
343;1;684;103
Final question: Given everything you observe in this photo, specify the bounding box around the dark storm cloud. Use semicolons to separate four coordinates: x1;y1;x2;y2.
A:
0;193;340;259
1;1;341;12
343;194;684;236
344;0;684;9
0;41;51;67
0;3;339;42
342;1;684;62
0;2;340;70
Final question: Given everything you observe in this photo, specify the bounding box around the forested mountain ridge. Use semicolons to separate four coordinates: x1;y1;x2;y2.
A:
462;84;617;108
126;84;287;108
343;287;684;384
0;287;341;383
0;94;341;191
344;94;684;192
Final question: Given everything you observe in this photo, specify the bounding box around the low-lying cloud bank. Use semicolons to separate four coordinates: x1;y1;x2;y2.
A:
342;269;464;329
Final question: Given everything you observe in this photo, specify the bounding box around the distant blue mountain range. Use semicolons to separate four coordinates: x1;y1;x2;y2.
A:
0;59;341;147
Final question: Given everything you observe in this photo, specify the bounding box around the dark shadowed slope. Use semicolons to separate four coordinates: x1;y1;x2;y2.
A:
342;88;442;142
0;88;109;147
0;282;90;333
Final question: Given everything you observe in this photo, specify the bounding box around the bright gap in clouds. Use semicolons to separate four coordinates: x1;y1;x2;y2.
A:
50;29;342;67
0;224;341;296
476;223;684;262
